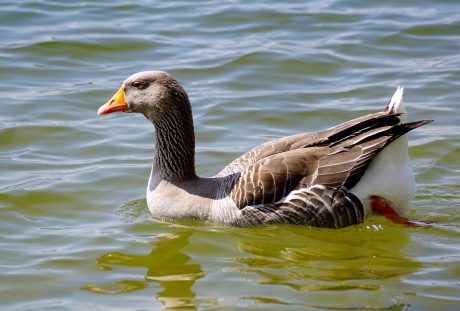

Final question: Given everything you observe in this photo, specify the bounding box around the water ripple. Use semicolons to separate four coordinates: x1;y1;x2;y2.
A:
1;0;459;310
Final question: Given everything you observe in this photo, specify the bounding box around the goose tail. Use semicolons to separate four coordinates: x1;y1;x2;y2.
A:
385;86;406;122
351;87;432;217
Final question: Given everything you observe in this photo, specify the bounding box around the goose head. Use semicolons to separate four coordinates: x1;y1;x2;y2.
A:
97;71;191;123
97;71;197;181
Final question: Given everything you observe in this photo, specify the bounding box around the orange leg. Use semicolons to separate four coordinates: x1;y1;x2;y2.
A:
370;195;434;227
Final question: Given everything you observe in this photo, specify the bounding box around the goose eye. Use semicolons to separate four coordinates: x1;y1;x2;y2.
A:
132;81;142;88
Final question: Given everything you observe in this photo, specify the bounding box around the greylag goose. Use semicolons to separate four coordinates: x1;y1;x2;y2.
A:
97;71;432;228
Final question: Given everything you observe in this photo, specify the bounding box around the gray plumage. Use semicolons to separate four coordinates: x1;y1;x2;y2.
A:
98;71;432;228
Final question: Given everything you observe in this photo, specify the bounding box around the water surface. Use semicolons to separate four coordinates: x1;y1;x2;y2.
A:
1;0;459;310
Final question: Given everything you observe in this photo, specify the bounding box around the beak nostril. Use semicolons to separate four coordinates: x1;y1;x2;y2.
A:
110;99;115;104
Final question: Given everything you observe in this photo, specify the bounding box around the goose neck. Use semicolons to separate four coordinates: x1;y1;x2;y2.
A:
151;111;196;181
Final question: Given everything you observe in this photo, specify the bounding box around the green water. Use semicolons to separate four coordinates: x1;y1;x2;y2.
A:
1;1;459;310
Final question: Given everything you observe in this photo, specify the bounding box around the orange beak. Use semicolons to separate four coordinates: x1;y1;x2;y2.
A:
97;85;129;115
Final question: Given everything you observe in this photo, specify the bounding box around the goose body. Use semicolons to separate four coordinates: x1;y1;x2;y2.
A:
98;71;431;228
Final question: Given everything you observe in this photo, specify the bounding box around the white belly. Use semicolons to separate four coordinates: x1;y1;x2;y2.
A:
350;135;416;216
146;179;241;222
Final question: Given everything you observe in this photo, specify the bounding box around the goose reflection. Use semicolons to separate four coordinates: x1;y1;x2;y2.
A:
144;230;203;308
83;229;203;309
233;222;421;293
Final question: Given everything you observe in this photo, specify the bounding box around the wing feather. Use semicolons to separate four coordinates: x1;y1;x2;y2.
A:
233;186;364;228
229;150;319;208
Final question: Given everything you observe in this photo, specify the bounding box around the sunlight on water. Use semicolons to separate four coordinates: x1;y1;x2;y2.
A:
1;0;459;310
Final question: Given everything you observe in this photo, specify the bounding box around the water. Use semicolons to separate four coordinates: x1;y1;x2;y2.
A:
1;0;459;310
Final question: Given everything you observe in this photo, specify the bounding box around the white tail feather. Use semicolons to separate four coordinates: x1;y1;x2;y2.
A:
387;87;407;122
351;86;415;216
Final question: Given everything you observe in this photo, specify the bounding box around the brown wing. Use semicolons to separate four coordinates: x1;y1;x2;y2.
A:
216;111;399;177
215;132;320;177
328;119;432;189
227;119;431;215
232;185;364;228
228;149;320;208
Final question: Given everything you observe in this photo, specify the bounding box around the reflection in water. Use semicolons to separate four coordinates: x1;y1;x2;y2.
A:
145;231;203;309
81;219;425;309
233;221;422;304
82;230;203;309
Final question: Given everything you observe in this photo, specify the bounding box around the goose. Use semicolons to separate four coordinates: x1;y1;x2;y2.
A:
97;71;432;228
